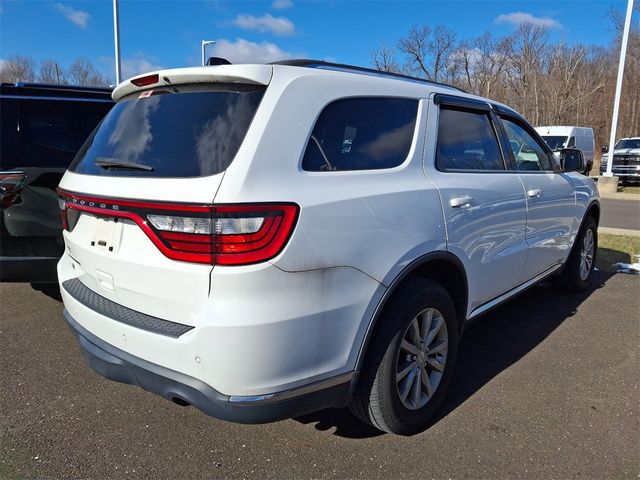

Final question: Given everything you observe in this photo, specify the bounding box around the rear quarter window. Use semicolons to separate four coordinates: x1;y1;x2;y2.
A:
301;97;418;172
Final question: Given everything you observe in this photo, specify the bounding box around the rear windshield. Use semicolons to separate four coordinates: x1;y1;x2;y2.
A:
69;83;265;177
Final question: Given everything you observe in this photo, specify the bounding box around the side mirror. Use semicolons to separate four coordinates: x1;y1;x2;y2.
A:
601;145;608;153
560;148;584;173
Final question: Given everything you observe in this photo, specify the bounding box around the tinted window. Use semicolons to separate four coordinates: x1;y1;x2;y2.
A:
21;100;111;155
70;84;265;178
541;135;567;151
436;107;504;171
501;117;553;171
301;97;418;171
615;139;640;149
568;136;576;148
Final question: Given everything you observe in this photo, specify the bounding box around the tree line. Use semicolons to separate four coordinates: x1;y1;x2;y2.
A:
371;8;639;148
0;56;111;87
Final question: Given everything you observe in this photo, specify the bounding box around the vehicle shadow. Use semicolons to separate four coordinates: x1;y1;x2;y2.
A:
293;269;616;438
30;282;62;302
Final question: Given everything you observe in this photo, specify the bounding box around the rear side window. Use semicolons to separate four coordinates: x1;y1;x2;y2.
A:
436;107;505;171
70;84;265;178
301;97;418;172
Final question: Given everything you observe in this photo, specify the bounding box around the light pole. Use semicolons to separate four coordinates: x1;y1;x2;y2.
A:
201;40;216;66
113;0;122;84
605;0;635;177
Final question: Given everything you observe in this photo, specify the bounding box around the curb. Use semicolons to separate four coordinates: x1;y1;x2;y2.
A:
598;227;640;237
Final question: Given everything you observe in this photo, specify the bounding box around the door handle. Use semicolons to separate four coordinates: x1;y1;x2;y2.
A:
527;188;542;198
450;195;473;209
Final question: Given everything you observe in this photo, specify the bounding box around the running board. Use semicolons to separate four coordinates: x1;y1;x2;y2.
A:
468;264;563;320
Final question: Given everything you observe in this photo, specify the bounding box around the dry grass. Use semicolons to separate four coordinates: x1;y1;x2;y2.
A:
597;233;640;271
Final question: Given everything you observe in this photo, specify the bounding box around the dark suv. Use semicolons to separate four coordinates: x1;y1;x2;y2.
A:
1;83;113;282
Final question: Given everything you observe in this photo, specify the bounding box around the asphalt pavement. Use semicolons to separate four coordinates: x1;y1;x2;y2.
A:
601;197;640;231
1;270;638;479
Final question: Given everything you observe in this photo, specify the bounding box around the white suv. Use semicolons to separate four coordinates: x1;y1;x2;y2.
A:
57;60;599;435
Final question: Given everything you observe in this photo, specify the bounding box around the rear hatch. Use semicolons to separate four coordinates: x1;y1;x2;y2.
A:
58;66;272;325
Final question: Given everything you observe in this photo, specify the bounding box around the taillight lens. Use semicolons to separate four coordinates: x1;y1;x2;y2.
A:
0;171;26;208
56;189;299;266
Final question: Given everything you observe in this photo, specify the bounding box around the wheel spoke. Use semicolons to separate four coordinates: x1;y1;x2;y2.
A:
421;365;433;397
397;361;414;382
401;339;419;355
424;316;444;347
428;339;448;355
426;356;445;372
399;368;416;401
411;368;421;406
410;318;421;347
420;309;433;343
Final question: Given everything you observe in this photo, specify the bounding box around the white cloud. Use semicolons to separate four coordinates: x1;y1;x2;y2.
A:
210;38;295;64
495;11;561;29
54;3;90;28
232;13;295;36
98;53;163;82
271;0;293;9
122;56;164;80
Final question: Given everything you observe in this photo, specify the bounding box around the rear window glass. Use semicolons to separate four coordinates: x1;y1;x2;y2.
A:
301;97;418;172
436;107;504;171
69;84;265;178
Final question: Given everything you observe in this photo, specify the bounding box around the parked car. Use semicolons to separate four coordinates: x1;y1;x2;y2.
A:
0;83;113;282
600;137;640;183
57;61;600;435
535;126;595;175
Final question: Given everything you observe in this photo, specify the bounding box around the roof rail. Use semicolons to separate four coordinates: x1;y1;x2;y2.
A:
271;59;466;93
14;82;112;92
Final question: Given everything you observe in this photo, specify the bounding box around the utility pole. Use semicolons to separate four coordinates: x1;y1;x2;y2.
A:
605;0;635;177
113;0;122;84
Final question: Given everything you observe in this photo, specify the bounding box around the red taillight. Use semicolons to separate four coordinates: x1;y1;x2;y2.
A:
56;189;299;266
0;171;26;208
131;73;159;87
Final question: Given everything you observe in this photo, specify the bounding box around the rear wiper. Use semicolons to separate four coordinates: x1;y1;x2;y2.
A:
95;157;154;171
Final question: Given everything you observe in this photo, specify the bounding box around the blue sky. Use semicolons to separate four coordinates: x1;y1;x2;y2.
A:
0;0;631;83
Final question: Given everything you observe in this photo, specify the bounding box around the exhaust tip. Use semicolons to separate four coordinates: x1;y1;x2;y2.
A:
171;396;190;407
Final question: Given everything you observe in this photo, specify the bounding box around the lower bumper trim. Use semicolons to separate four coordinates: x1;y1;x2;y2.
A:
64;310;353;423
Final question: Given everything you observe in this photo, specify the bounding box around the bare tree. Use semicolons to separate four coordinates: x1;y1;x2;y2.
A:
0;55;37;83
67;57;110;87
503;24;549;125
370;45;401;73
39;59;68;84
371;11;638;152
397;24;458;82
398;25;432;78
430;25;457;82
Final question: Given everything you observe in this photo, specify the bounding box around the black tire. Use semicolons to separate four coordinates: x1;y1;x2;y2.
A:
349;278;459;435
554;215;597;292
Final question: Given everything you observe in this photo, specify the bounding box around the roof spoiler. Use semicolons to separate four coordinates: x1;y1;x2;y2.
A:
112;64;273;101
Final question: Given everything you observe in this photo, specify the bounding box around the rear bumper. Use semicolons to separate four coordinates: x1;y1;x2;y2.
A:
65;309;353;423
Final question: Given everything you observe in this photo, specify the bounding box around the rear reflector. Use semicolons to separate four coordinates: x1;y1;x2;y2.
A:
57;189;299;266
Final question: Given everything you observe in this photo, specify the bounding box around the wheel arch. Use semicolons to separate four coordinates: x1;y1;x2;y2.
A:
585;200;600;226
354;251;468;373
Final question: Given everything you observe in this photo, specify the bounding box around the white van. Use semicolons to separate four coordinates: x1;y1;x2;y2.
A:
535;126;594;175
